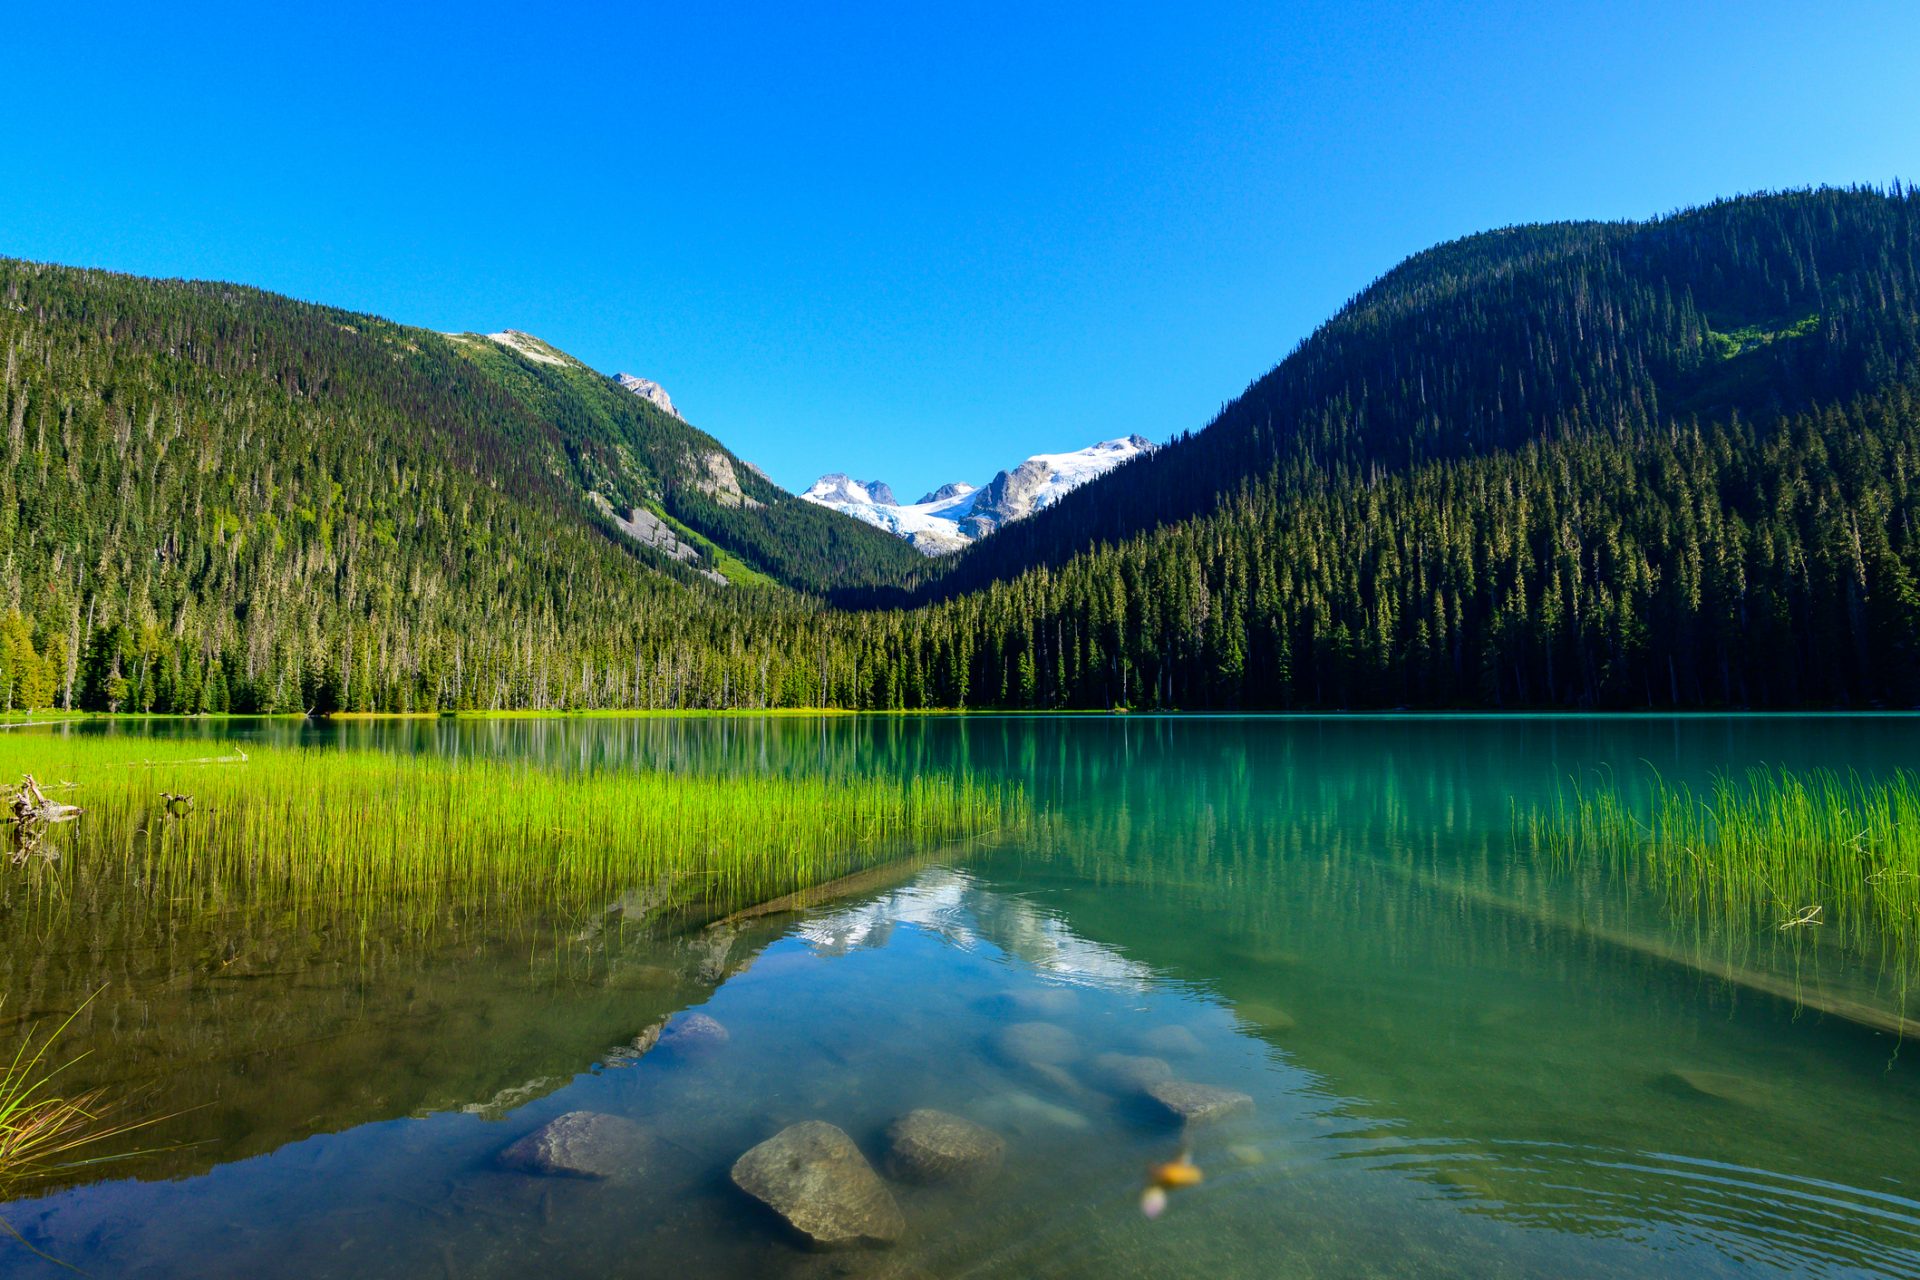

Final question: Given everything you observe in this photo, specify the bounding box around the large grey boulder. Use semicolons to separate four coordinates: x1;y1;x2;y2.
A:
1145;1080;1254;1127
498;1111;652;1178
732;1121;906;1248
883;1109;1005;1186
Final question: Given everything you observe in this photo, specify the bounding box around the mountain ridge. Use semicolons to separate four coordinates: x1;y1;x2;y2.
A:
3;185;1916;713
800;434;1153;555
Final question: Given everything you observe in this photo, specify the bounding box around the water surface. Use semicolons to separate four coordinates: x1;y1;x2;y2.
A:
4;715;1919;1278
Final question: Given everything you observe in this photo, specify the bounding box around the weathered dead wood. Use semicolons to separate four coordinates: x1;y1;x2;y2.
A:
6;773;83;825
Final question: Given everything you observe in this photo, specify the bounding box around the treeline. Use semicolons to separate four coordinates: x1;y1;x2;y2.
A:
8;386;1917;713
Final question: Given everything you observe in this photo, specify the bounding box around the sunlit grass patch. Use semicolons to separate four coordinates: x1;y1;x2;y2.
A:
0;732;1019;927
1527;766;1920;951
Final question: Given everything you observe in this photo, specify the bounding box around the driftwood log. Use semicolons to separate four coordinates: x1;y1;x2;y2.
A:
7;773;83;826
6;773;82;864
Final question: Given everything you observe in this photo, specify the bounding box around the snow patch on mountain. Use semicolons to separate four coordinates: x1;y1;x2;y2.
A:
800;435;1153;556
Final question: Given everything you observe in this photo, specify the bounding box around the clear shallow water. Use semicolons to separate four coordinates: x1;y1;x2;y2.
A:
5;715;1920;1278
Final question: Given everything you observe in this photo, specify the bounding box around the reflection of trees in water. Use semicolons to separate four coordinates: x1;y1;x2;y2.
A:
963;772;1920;1267
0;853;794;1192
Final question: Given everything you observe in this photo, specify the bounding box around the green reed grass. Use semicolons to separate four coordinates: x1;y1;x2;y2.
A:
0;733;1019;927
0;995;153;1203
1529;767;1920;951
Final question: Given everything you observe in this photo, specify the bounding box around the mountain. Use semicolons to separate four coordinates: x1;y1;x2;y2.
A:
805;475;900;507
926;187;1920;603
800;435;1153;556
425;326;928;594
3;185;1916;714
613;372;681;419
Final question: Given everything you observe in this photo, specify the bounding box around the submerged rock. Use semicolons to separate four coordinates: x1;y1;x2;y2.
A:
969;1091;1091;1135
1146;1080;1254;1127
660;1011;731;1053
1660;1068;1773;1108
883;1109;1006;1186
732;1121;906;1249
997;987;1077;1017
1235;1002;1297;1033
1136;1025;1204;1058
498;1111;652;1178
1083;1052;1174;1096
992;1021;1080;1068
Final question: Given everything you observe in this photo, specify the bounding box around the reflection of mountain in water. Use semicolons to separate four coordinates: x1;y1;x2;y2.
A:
0;889;793;1189
796;869;1153;989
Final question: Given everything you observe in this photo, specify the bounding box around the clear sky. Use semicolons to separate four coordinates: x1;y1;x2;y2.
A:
4;2;1917;498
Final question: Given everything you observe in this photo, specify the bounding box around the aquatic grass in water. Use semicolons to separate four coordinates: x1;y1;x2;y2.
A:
1529;767;1920;953
0;995;152;1203
0;732;1019;927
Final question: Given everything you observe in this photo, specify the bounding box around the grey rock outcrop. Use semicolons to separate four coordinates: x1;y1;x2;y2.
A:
613;372;681;419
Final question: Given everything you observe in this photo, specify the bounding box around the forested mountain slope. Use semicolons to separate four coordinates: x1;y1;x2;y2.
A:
0;257;920;712
3;186;1916;713
925;186;1920;600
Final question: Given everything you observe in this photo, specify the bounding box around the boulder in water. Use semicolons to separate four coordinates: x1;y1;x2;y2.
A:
883;1109;1006;1186
1236;1002;1297;1033
997;987;1077;1016
732;1121;906;1249
1659;1068;1773;1108
1083;1052;1174;1096
1146;1080;1254;1127
498;1111;652;1178
660;1011;730;1053
991;1021;1079;1068
1136;1025;1204;1058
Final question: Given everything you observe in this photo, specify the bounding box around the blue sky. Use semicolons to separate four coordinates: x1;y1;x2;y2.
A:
4;2;1917;497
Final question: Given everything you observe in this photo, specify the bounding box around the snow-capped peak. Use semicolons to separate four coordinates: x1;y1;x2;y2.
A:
917;481;977;505
803;474;899;507
613;372;681;420
799;434;1154;557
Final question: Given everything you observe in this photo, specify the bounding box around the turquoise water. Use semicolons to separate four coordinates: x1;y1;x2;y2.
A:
3;715;1920;1277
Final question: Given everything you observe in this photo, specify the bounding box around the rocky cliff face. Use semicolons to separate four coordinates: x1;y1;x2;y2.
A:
613;372;681;420
798;435;1154;556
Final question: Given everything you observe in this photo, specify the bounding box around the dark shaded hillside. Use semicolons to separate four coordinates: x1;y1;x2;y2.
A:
925;186;1920;600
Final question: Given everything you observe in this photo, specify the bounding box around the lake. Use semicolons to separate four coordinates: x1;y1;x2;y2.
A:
3;714;1919;1278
